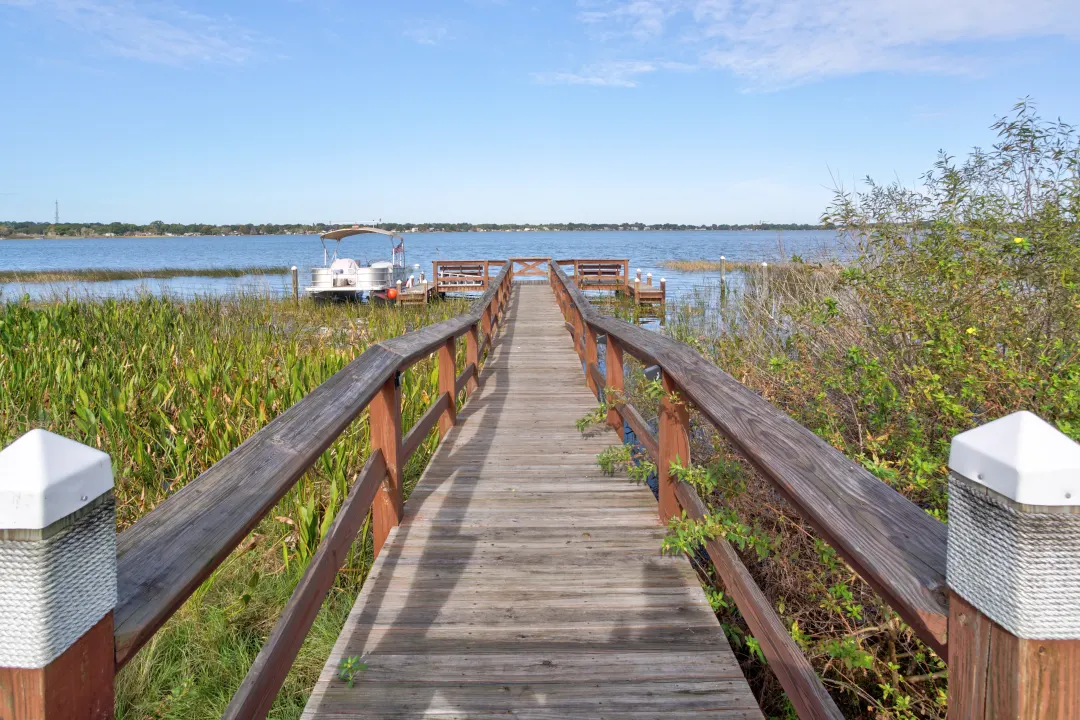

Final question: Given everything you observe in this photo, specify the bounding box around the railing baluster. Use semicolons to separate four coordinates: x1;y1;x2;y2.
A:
605;336;624;437
370;374;403;559
585;327;599;398
438;337;457;439
465;324;480;395
658;370;688;523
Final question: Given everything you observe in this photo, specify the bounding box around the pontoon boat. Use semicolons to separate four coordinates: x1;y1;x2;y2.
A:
305;226;407;301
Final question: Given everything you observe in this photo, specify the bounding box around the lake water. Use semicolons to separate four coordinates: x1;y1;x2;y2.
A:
0;230;841;301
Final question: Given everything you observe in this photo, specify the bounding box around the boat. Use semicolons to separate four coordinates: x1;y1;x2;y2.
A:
304;226;408;301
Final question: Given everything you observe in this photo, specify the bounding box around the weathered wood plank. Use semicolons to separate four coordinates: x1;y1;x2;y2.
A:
113;346;400;668
401;393;449;464
223;451;387;720
674;481;844;720
550;263;949;655
304;284;760;719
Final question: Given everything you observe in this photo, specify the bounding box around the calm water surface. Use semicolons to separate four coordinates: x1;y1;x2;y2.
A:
0;230;840;301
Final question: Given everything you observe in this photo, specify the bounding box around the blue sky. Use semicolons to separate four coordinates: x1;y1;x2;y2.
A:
2;0;1078;224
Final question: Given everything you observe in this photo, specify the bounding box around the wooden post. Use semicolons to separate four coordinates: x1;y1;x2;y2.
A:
605;336;624;437
0;430;117;720
634;269;641;307
659;277;666;321
432;261;439;294
719;256;726;294
584;327;599;398
646;272;653;287
437;337;457;439
657;371;689;523
946;411;1080;718
370;374;402;559
573;310;584;361
465;324;480;394
291;266;299;305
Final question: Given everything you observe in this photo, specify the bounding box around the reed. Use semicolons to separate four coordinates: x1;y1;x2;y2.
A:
0;292;470;719
661;258;840;273
0;266;291;283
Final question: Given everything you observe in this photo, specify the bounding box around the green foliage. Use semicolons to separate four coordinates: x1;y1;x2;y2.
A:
656;102;1078;717
337;656;368;688
575;401;611;433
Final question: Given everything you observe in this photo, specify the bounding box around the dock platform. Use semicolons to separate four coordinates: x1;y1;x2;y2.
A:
301;284;758;718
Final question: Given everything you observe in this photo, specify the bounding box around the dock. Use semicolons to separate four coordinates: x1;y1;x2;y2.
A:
301;284;759;718
4;258;1071;719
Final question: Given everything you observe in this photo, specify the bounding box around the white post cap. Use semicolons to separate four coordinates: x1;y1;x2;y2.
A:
949;411;1080;506
0;429;113;529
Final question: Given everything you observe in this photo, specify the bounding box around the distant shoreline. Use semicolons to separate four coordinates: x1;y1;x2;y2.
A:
4;227;832;241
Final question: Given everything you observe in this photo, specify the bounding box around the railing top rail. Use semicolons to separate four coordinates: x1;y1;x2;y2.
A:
549;263;949;654
114;264;512;668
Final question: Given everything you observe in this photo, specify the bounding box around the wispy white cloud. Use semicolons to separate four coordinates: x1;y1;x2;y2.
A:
1;0;257;65
564;0;1080;88
534;58;693;87
404;18;450;46
534;60;659;87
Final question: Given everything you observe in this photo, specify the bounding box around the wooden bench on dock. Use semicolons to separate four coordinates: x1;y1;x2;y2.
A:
2;259;1078;719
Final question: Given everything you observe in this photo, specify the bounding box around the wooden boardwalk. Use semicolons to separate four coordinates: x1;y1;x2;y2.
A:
302;284;760;719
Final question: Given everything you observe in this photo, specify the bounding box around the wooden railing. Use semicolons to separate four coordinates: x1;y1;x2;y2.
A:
555;258;629;286
105;264;514;717
508;256;549;278
550;262;952;720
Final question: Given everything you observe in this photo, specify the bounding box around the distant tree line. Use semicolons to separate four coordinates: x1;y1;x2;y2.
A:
0;220;830;238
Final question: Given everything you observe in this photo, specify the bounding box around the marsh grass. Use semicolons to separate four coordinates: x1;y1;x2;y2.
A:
0;266;290;283
660;258;834;273
0;292;471;719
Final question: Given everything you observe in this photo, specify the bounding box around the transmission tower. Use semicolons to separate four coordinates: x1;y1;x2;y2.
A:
54;200;59;224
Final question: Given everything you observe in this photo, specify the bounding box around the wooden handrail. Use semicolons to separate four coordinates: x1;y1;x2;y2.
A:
549;263;949;655
222;449;388;720
674;480;844;720
113;265;513;670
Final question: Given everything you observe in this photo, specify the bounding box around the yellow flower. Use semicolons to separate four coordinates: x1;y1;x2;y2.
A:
966;327;977;335
1014;237;1024;244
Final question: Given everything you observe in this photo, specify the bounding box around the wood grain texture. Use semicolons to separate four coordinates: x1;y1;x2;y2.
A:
454;363;476;398
584;327;599;397
948;591;1080;719
549;263;949;655
223;452;387;720
674;482;844;720
587;361;605;400
303;285;760;719
464;326;479;395
437;338;457;439
605;336;625;435
0;613;115;720
401;394;450;464
371;376;403;560
617;402;659;463
658;370;689;523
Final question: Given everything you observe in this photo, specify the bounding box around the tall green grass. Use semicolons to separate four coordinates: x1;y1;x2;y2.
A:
0;292;471;718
